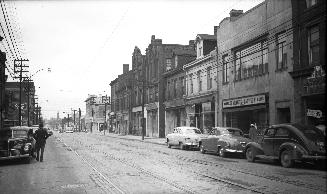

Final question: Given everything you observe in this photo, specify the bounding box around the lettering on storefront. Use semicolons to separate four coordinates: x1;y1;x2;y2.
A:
306;109;322;119
303;66;325;95
222;94;266;108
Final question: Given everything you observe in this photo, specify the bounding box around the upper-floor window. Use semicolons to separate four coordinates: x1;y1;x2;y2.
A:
173;79;177;98
175;56;178;68
306;0;317;8
197;70;202;92
198;46;202;58
276;32;287;70
166;58;172;71
235;40;268;81
222;55;229;83
180;76;185;96
308;25;319;66
167;81;171;100
207;67;212;89
189;74;193;94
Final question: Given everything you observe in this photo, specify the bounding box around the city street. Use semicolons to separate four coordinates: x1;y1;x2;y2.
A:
1;131;326;194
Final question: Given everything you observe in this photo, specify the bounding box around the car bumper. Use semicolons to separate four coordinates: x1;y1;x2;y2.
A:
184;142;199;147
301;155;326;160
0;154;30;161
224;148;244;153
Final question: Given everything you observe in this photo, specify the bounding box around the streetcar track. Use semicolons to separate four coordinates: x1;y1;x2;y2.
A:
94;134;326;193
58;135;326;194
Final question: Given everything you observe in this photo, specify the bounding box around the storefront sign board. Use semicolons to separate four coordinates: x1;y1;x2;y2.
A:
306;109;323;118
223;94;266;108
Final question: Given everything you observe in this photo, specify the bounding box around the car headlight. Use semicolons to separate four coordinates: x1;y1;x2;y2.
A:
24;143;31;152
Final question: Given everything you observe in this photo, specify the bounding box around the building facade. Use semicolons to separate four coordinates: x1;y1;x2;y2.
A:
290;0;325;126
183;33;217;132
3;81;36;127
164;48;196;135
85;94;108;132
216;0;294;134
144;35;195;137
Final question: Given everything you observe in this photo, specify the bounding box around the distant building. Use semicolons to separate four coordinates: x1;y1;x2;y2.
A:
85;94;109;132
0;48;6;129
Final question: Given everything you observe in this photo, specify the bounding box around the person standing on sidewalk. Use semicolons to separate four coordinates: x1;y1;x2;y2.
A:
33;122;49;162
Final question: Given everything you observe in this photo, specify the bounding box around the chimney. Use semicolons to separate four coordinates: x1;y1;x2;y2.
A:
151;35;155;41
229;9;243;18
123;64;129;74
214;26;218;36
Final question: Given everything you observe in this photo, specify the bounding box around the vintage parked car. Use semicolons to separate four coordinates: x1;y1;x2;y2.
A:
0;126;35;163
244;123;326;168
200;127;250;157
166;126;207;150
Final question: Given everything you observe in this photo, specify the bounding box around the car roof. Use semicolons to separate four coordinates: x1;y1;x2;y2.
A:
176;126;200;130
213;127;242;131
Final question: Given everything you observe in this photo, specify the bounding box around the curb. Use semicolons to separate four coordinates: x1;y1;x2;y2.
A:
95;133;167;146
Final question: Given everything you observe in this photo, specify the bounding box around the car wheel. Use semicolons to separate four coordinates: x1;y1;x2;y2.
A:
167;139;171;148
280;149;294;168
246;147;255;162
219;148;226;158
179;142;184;150
200;145;206;154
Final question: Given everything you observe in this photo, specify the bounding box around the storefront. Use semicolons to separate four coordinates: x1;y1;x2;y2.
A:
222;93;269;134
146;102;158;137
302;66;325;126
132;106;142;135
185;94;215;131
165;98;187;135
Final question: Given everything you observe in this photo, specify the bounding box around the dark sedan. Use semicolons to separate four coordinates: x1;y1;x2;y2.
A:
244;123;326;168
200;127;250;157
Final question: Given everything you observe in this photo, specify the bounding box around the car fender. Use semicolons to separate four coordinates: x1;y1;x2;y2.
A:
244;142;264;155
279;142;308;160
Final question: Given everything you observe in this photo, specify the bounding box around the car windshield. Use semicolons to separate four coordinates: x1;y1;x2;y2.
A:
12;130;27;138
292;123;324;141
227;129;243;136
184;128;202;134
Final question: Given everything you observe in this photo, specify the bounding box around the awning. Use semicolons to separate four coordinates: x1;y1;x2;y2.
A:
186;94;214;105
165;99;185;109
223;104;267;113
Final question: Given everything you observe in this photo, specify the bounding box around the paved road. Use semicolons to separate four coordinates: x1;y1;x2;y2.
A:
0;135;104;194
0;131;326;194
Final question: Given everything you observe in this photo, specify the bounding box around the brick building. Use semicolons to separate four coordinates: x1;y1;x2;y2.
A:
164;48;196;135
144;35;195;137
290;0;325;126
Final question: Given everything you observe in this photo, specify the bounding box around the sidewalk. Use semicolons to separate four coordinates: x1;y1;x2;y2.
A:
94;131;167;146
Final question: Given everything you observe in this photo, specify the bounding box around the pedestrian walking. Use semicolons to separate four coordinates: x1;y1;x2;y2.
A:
249;123;257;142
33;123;49;162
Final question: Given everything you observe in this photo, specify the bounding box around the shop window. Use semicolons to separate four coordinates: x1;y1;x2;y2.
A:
276;32;287;70
234;39;268;81
308;25;319;66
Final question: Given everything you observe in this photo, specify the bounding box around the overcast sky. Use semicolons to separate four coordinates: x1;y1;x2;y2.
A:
1;0;263;119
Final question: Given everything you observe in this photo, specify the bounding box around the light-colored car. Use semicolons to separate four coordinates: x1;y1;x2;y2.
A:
65;127;74;133
166;126;207;150
200;127;250;157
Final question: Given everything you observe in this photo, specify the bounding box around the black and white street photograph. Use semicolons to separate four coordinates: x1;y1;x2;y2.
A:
0;0;326;193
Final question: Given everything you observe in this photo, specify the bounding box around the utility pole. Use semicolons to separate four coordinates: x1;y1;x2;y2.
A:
72;109;77;130
14;59;29;126
78;108;81;132
103;95;109;135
